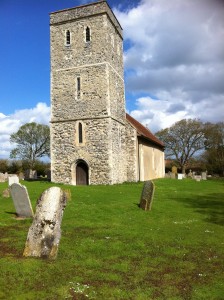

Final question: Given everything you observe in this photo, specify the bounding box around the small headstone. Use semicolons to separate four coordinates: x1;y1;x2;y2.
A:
171;166;177;174
8;175;19;186
9;183;34;218
0;173;6;182
178;174;183;180
194;175;201;182
139;180;155;211
201;172;207;180
23;187;67;259
188;169;193;178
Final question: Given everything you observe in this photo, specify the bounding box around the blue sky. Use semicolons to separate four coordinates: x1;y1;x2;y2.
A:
0;0;140;114
0;0;224;158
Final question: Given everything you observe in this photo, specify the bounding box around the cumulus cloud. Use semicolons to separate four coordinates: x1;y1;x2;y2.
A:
0;102;50;159
114;0;224;131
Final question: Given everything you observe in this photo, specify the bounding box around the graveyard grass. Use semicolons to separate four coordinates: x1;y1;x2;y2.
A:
0;179;223;300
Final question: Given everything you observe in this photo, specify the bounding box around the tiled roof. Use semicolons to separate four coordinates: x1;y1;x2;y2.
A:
126;113;164;148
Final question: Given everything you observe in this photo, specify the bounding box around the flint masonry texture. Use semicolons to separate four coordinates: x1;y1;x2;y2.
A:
50;1;165;185
50;1;128;185
23;187;67;259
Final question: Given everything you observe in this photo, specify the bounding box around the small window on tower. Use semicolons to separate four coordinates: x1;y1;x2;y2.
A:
77;77;81;98
66;30;71;45
78;123;83;144
86;27;91;42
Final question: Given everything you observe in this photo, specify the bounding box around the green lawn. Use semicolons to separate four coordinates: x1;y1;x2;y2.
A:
0;179;223;300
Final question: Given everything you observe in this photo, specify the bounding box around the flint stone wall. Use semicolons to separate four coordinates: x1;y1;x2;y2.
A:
50;1;127;185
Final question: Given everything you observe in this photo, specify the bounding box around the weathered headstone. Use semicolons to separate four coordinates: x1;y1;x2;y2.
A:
139;180;155;211
188;169;193;178
23;187;67;259
9;183;34;217
8;175;19;186
171;166;177;174
0;173;6;182
201;172;207;180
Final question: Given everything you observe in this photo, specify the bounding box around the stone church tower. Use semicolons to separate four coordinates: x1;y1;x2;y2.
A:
50;1;127;185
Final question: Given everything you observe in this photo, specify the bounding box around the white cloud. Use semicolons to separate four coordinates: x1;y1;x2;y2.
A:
115;0;224;131
0;102;50;159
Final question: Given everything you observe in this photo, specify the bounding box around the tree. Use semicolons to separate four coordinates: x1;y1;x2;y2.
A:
0;159;8;173
10;123;50;169
155;119;205;173
203;122;224;175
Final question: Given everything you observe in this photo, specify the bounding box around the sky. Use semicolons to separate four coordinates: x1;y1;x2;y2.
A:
0;0;224;159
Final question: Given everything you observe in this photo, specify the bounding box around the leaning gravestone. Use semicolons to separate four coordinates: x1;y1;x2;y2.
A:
8;175;19;186
9;183;34;218
139;180;155;211
23;187;67;259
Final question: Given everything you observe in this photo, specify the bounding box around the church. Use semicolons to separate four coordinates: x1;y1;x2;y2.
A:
50;0;165;185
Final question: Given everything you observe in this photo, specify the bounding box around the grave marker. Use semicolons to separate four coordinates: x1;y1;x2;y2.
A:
8;175;19;186
178;174;183;180
201;172;207;180
171;166;177;174
23;187;67;259
9;183;34;218
139;180;155;211
194;175;201;182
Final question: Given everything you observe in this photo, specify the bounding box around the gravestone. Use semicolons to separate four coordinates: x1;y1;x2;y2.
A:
178;174;183;180
139;180;155;211
188;169;193;178
0;173;6;182
201;172;207;180
194;175;201;182
171;166;177;174
9;183;34;218
23;187;67;259
8;175;19;186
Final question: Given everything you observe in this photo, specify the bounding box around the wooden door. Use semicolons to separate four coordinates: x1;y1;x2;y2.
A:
76;162;88;185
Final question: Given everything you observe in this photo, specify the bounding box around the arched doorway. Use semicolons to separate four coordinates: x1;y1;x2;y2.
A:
76;160;89;185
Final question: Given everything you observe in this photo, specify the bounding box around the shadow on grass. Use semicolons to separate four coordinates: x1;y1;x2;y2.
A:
5;211;17;216
178;193;224;226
